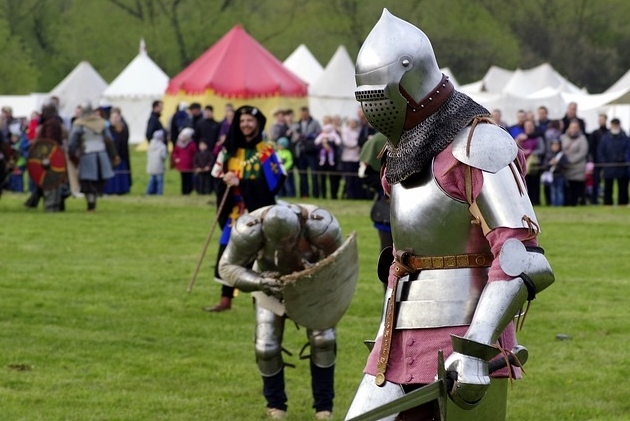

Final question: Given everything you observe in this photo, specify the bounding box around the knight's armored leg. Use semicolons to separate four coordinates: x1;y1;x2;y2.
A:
255;302;287;411
308;328;336;413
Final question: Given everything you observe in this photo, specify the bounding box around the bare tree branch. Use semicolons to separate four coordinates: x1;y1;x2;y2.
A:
107;0;144;19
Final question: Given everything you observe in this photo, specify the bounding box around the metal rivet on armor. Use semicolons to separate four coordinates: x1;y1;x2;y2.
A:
421;104;424;108
429;97;433;101
402;59;410;67
436;90;440;94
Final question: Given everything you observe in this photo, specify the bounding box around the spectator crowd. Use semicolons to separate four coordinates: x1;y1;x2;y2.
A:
4;97;630;209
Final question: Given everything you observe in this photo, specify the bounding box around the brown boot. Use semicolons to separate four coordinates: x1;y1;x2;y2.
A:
203;296;232;312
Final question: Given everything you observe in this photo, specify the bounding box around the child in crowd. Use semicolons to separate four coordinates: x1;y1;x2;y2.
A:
542;139;568;206
275;137;295;197
146;130;167;195
171;127;197;195
314;123;341;166
8;125;29;193
194;141;214;195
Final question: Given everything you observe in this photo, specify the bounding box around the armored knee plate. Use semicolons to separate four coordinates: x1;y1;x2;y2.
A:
308;328;337;368
255;305;285;376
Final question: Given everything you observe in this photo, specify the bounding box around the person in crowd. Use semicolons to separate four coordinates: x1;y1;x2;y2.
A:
542;119;563;205
275;137;295;197
146;130;167;195
171;127;197;195
204;105;285;313
193;141;214;195
187;102;203;132
560;119;589;206
104;108;131;195
26;110;40;142
146;100;165;144
315;117;342;199
561;101;586;134
25;104;69;211
358;132;392;258
218;203;350;420
589;113;608;204
491;108;508;130
357;106;376;148
97;99;112;123
66;105;84;197
542;139;568;206
508;109;526;138
515;119;545;205
346;11;554;420
340;118;362;199
535;105;550;134
0;129;8;196
1;106;18;142
169;102;190;147
68;102;116;212
269;108;289;142
194;105;221;150
293;106;321;198
7;124;29;193
217;103;235;149
598;118;630;206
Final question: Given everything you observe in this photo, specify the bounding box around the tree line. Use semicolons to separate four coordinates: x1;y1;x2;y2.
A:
0;0;628;95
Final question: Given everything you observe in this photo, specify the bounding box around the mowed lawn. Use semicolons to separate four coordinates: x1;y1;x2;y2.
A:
0;150;629;420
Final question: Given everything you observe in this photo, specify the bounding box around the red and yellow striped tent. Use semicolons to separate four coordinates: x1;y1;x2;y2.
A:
163;25;308;124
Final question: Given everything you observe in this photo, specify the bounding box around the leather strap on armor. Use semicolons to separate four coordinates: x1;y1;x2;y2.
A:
375;249;494;386
401;74;455;129
392;250;494;279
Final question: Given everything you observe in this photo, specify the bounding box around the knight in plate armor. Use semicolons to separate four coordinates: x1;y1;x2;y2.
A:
345;9;554;421
219;203;358;420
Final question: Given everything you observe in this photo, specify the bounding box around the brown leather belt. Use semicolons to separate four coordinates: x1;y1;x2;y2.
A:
374;250;494;386
393;250;494;279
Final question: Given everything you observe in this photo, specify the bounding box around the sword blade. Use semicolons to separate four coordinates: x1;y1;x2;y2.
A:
347;380;444;421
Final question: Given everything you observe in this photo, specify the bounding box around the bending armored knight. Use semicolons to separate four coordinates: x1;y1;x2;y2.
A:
345;10;554;421
218;203;358;420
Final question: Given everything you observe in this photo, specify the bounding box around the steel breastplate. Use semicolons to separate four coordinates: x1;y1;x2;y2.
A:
389;163;490;329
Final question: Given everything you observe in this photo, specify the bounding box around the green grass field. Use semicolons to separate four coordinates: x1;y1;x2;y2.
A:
1;151;629;420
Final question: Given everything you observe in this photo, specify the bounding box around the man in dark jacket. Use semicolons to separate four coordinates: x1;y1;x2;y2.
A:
598;118;630;206
194;105;221;150
146;100;165;144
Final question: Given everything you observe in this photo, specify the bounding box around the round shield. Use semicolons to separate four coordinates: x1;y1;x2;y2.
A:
27;139;67;190
281;231;359;330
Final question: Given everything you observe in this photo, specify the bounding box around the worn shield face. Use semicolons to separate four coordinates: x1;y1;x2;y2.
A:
280;231;358;330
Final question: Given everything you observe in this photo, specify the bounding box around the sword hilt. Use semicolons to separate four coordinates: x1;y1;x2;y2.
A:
446;345;529;391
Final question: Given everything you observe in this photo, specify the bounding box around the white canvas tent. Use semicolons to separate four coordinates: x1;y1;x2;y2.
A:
458;63;616;131
49;61;108;118
308;45;358;122
283;44;324;86
602;68;630;132
103;42;169;144
0;93;48;119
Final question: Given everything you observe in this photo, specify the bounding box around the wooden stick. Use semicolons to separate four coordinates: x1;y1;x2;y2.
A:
187;186;231;293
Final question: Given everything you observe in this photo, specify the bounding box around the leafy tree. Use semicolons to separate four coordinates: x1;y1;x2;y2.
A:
0;0;629;94
0;19;38;93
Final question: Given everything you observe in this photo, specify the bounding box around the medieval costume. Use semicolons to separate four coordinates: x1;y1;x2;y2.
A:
68;103;115;211
205;106;285;312
219;203;355;419
345;10;554;421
